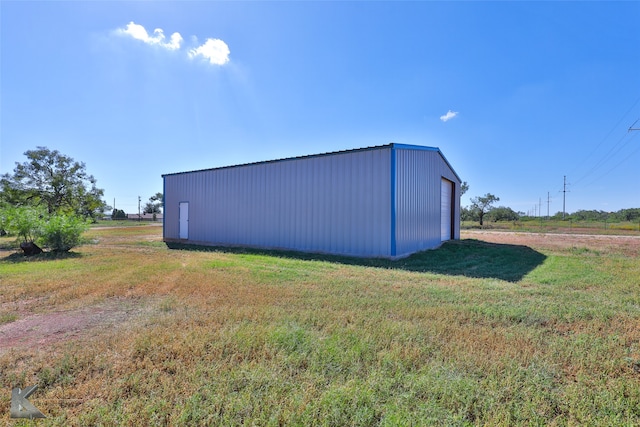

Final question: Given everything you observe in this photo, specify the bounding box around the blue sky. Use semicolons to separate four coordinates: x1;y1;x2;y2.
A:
2;1;639;216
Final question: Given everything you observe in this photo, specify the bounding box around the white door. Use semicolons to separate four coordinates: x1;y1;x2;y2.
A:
179;202;189;239
441;179;453;241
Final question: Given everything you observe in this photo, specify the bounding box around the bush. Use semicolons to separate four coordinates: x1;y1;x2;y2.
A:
112;209;127;220
0;207;89;253
40;214;89;252
3;206;44;243
489;206;520;222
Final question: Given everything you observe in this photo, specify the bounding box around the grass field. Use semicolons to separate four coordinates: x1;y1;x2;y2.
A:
463;219;640;235
1;226;639;426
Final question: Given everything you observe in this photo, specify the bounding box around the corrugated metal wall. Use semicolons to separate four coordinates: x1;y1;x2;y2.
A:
393;147;461;258
164;144;461;258
164;148;392;257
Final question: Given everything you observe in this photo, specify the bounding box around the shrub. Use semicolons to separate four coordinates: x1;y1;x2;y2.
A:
488;206;520;222
3;205;44;243
0;208;8;236
39;214;89;252
112;209;127;220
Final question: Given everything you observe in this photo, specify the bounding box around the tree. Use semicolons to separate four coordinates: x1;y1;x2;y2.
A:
619;208;640;222
460;181;469;196
488;206;520;222
469;193;500;226
0;147;107;220
111;209;127;220
461;206;477;222
143;192;163;214
572;210;607;221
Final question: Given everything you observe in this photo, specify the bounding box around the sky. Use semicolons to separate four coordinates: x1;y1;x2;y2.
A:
1;1;639;216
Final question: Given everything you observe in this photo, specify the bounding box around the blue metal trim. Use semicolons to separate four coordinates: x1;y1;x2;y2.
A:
161;143;461;184
162;177;166;240
391;143;462;183
390;143;438;152
162;144;396;177
390;146;397;257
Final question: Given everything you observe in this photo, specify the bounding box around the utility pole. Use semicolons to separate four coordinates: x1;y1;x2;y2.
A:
629;121;639;211
138;196;141;221
547;192;551;219
561;176;568;220
539;198;542;218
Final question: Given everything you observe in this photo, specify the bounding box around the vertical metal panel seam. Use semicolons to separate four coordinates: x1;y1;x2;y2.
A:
164;145;447;257
390;146;397;257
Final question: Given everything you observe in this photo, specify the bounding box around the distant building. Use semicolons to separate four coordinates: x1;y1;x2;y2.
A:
126;213;163;221
162;143;461;259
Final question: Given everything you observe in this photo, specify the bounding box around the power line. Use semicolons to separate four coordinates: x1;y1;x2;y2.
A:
573;130;638;186
569;95;640;177
584;139;640;188
581;130;640;188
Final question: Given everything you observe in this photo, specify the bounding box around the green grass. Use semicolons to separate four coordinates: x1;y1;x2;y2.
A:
0;312;17;325
1;227;639;425
463;219;640;235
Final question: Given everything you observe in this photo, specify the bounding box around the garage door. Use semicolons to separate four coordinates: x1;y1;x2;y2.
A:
441;178;453;241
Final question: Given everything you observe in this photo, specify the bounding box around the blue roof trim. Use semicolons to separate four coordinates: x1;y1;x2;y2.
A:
389;143;439;152
390;143;462;183
162;144;397;177
161;142;461;184
390;145;397;257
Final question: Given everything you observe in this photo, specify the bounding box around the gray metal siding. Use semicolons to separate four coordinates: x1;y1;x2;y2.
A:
164;148;392;257
394;148;461;258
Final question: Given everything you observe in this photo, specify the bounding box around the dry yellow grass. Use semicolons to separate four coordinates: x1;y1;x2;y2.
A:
0;225;639;425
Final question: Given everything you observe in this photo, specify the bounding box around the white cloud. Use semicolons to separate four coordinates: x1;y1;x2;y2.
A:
114;22;230;66
189;38;230;65
440;110;459;122
117;21;183;50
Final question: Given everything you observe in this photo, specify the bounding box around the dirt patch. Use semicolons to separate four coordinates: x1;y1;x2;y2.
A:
462;230;640;256
0;297;151;355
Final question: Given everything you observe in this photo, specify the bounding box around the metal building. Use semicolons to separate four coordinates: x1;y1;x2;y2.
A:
162;143;461;259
